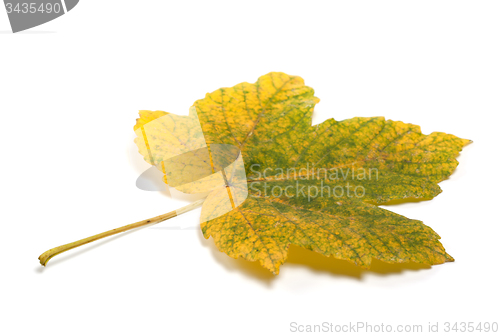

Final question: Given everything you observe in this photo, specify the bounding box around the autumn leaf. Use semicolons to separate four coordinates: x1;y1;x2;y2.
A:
134;72;470;274
39;72;470;275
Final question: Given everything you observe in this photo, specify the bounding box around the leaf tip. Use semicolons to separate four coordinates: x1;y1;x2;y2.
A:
461;138;473;147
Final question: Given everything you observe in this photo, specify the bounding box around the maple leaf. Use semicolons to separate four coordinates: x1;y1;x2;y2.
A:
133;73;470;274
39;73;470;275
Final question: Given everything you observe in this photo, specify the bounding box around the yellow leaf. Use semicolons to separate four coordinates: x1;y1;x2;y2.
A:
135;72;470;274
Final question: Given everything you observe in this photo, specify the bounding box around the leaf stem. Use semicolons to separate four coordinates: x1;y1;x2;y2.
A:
38;198;206;266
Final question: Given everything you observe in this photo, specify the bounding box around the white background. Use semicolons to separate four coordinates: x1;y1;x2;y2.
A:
1;1;499;335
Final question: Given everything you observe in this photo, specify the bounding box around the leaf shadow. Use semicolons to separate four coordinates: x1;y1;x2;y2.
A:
284;245;432;279
197;229;431;283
